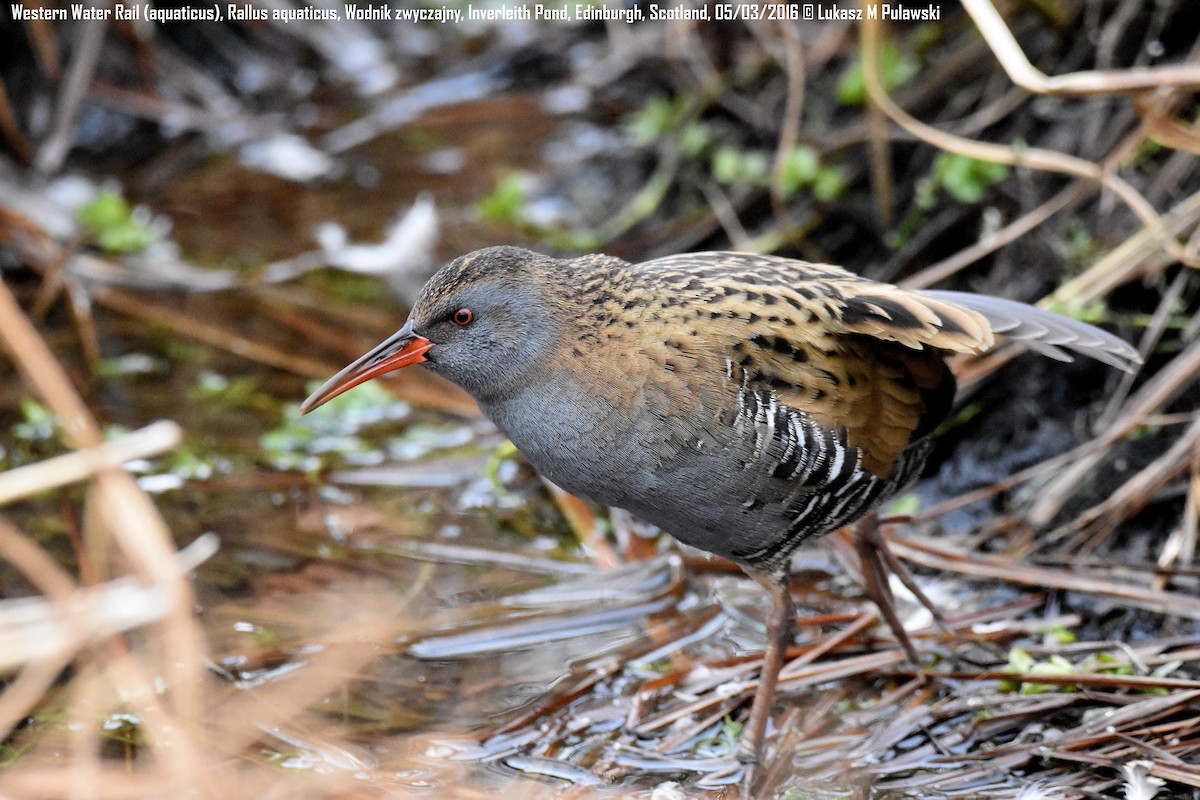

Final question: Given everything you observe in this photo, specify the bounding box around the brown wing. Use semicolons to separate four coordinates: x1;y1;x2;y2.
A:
635;251;1137;478
719;308;960;478
630;253;986;476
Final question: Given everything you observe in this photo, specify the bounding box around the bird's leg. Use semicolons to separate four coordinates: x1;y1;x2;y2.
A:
850;517;923;669
737;567;795;793
872;517;951;634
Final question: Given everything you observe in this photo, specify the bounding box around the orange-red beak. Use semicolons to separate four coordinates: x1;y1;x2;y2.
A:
299;320;433;414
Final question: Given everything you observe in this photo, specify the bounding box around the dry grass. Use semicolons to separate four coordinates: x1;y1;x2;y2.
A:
2;2;1200;798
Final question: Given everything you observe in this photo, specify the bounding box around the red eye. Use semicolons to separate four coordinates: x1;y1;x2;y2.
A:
452;308;473;326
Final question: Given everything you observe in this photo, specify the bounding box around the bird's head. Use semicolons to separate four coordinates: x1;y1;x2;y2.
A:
299;247;565;413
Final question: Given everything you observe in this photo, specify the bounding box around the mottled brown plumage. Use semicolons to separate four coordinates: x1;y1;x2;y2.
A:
300;246;1140;786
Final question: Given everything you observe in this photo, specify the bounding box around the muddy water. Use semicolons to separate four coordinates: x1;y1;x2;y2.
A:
15;91;765;797
1;80;878;799
139;95;558;267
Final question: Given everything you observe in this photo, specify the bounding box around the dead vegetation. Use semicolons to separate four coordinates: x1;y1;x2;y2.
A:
2;2;1200;798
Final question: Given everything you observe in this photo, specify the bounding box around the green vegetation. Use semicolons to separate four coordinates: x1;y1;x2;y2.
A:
1002;646;1179;696
76;191;155;253
475;172;601;251
884;493;920;517
485;439;518;499
930;153;1011;204
627;95;689;145
11;397;60;443
475;172;529;226
890;154;1011;250
711;144;768;186
260;380;406;472
835;40;919;106
1002;646;1076;694
191;371;276;413
691;715;743;759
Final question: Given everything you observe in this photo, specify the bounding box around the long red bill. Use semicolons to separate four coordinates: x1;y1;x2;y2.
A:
299;320;433;414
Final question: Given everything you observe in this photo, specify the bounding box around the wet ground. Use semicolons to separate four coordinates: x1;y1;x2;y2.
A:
3;7;1200;800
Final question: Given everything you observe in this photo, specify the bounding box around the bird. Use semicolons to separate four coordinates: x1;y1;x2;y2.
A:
299;246;1140;787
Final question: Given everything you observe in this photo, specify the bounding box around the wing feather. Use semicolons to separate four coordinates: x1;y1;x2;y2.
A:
628;252;1139;479
921;290;1140;372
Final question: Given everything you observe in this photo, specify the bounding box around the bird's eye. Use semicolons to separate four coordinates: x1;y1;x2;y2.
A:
452;308;474;326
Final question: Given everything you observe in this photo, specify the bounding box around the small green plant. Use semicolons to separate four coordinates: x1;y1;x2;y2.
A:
76;191;155;253
543;229;603;252
191;371;275;413
1001;647;1075;694
931;153;1010;204
1040;625;1077;645
692;715;743;759
12;397;60;443
778;146;820;196
628;94;846;205
704;143;846;202
485;439;518;498
678;122;713;157
627;95;689;145
1044;294;1109;324
475;172;601;250
711;145;768;186
932;401;981;437
1140;660;1183;695
884;493;920;517
1059;219;1100;268
475;172;529;225
812;164;847;201
836;41;919;106
260;380;405;472
891;153;1011;249
163;445;220;481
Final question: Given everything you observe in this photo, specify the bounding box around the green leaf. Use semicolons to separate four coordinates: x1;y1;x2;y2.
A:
77;191;131;229
76;191;154;253
191;371;272;411
884;493;920;516
722;715;743;741
1004;648;1079;695
627;96;685;144
679;122;713;157
260;380;406;472
475;173;528;224
836;42;919;106
485;439;519;498
1007;647;1035;674
932;153;1009;204
1042;655;1074;674
812;165;847;201
13;397;60;442
778;146;820;197
1042;625;1077;645
710;146;741;184
1151;660;1182;678
710;146;768;186
692;715;744;758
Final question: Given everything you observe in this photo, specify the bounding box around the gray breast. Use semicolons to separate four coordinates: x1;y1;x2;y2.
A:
480;371;931;572
479;375;666;505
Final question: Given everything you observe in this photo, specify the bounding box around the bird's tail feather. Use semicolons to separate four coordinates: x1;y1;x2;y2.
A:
922;290;1141;372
